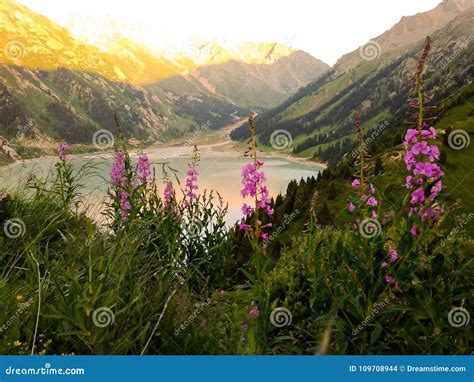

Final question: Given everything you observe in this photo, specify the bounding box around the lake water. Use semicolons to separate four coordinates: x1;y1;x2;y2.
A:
0;154;322;226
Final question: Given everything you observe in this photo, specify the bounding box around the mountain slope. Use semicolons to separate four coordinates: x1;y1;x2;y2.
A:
231;0;473;165
185;42;329;109
0;0;329;156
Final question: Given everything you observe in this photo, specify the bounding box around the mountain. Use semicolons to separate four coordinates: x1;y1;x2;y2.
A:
0;0;328;159
231;0;473;165
181;42;330;108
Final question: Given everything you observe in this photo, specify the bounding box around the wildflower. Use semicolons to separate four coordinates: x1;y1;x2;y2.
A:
389;246;398;262
351;179;360;187
163;181;174;208
119;189;131;219
239;223;252;231
15;295;24;302
403;92;443;227
184;168;199;208
57;141;69;161
217;289;225;298
366;197;378;207
348;202;356;213
13;340;22;347
249;304;260;317
381;261;388;268
369;184;375;194
184;146;200;209
242;203;253;216
385;274;393;283
260;233;268;241
110;151;126;185
137;154;151;183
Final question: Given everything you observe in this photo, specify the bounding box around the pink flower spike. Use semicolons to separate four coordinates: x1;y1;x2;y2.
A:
410;225;417;235
366;197;378;207
249;306;260;317
348;202;356;213
370;184;375;194
389;247;398;262
351;179;360;187
239;223;251;231
137;153;151;183
381;261;388;268
260;233;268;241
385;274;393;283
57;141;70;161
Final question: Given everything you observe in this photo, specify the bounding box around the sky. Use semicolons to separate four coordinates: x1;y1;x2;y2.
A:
18;0;442;65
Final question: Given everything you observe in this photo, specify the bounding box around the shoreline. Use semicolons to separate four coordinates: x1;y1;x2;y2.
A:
0;119;327;170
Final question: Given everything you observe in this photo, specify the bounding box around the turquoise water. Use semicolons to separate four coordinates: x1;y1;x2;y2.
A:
0;154;322;226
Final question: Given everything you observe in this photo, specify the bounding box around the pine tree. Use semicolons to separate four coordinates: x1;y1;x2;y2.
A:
374;157;383;176
316;201;333;226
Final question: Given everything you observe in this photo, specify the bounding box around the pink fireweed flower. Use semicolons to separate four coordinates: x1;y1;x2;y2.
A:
242;203;253;216
366;197;378;207
249;304;260;317
239;223;252;231
57;141;70;161
348;202;356;213
110;151;126;186
119;189;131;219
404;122;443;226
184;167;199;208
369;184;375;194
137;154;151;183
163;181;174;208
351;179;360;187
240;160;273;232
389;246;398;262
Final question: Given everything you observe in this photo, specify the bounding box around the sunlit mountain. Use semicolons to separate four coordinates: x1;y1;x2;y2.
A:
0;0;329;151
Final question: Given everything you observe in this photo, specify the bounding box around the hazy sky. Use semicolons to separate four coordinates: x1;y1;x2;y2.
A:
19;0;442;65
